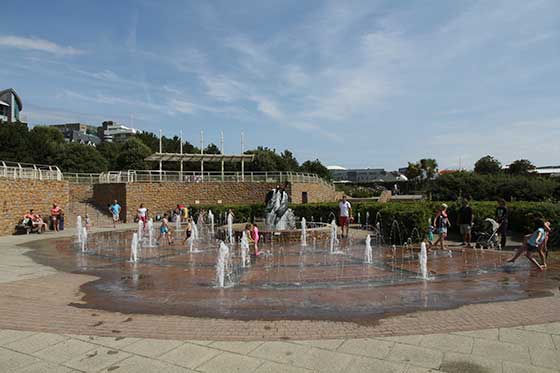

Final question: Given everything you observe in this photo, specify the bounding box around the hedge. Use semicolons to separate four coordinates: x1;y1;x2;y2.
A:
188;201;560;247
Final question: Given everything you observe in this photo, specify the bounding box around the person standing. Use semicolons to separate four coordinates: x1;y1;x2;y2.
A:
458;199;474;247
50;203;62;232
137;204;148;226
431;203;450;250
110;200;121;228
338;195;352;238
496;199;508;249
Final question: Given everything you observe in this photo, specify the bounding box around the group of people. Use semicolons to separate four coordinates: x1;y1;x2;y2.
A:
428;198;552;270
21;203;64;233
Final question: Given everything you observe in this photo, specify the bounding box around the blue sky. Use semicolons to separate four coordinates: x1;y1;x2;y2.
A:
1;0;559;170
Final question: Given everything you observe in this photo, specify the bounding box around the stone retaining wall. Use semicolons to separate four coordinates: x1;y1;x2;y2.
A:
0;178;69;235
289;182;343;204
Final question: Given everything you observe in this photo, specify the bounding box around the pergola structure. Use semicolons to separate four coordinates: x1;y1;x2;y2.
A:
144;129;254;181
145;152;255;181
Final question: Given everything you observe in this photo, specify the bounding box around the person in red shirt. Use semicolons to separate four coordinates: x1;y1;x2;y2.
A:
50;203;62;232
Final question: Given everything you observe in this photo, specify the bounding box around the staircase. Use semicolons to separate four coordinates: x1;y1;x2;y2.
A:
64;200;115;229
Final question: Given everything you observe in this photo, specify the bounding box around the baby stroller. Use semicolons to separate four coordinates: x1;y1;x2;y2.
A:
474;218;501;249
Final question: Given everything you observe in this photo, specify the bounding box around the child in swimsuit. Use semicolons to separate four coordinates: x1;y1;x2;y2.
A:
158;213;173;246
183;218;193;245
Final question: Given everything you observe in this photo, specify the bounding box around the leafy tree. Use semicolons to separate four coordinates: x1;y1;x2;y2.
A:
55;143;108;173
406;158;438;179
28;126;65;165
300;159;331;180
508;159;536;175
419;158;438;178
205;143;221;154
97;142;122;170
0;122;32;163
281;150;299;171
474;155;502;174
116;138;153;170
406;162;421;179
245;147;286;171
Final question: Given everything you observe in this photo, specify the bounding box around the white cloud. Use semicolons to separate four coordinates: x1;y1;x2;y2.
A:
0;35;83;56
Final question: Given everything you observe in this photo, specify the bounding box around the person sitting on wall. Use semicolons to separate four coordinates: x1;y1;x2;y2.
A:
32;214;47;233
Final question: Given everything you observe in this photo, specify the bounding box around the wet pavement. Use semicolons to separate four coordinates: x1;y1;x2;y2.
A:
24;228;560;323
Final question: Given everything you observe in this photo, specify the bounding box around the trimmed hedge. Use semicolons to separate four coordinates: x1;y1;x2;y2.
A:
188;201;560;247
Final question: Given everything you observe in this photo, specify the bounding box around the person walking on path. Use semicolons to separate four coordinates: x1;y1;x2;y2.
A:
50;203;62;232
458;199;474;247
110;200;121;228
496;199;508;249
338;195;352;238
431;203;450;250
507;220;550;270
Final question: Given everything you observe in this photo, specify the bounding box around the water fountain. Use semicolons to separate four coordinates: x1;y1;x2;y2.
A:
130;232;139;263
301;217;307;247
80;227;87;253
76;216;83;244
175;215;182;240
137;220;144;240
419;241;429;280
208;210;215;235
240;231;250;268
189;221;200;253
42;206;549;323
227;212;234;245
365;211;370;228
216;241;230;288
329;219;340;254
365;234;373;264
357;212;361;226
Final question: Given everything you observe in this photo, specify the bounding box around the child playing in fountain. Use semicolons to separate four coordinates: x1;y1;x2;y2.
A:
244;224;256;256
251;223;260;256
507;220;550;270
183;217;193;245
158;213;173;246
85;214;92;231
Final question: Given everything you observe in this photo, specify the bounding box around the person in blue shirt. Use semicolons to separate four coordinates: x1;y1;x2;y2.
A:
507;220;550;270
110;200;121;228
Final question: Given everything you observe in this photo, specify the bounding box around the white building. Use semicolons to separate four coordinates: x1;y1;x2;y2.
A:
101;121;140;143
0;88;23;123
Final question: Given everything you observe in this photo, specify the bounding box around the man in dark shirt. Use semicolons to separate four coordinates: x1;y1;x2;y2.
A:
496;199;508;248
458;199;474;247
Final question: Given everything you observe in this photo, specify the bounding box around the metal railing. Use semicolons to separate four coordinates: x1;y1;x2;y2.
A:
97;170;330;185
1;160;332;186
0;161;63;181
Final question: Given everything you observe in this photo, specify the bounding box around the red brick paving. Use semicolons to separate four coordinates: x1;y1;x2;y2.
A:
0;271;559;341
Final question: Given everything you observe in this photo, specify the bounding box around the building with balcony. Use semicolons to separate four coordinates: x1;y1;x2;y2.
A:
100;121;139;143
0;88;23;123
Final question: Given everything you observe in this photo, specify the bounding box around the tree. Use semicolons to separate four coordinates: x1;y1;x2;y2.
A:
0;122;32;163
406;162;421;179
406;158;438;180
28;126;65;165
97;142;122;170
55;143;108;173
474;155;502;174
281;150;299;171
419;158;438;179
245;147;286;171
116;138;153;170
508;159;536;175
300;159;331;180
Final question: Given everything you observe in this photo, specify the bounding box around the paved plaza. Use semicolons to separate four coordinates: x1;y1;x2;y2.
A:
0;228;559;372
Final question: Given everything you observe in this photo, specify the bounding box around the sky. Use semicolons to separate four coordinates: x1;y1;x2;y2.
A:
1;0;559;170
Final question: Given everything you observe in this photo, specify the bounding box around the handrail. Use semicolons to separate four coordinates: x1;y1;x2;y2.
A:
0;161;63;181
0;160;332;186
